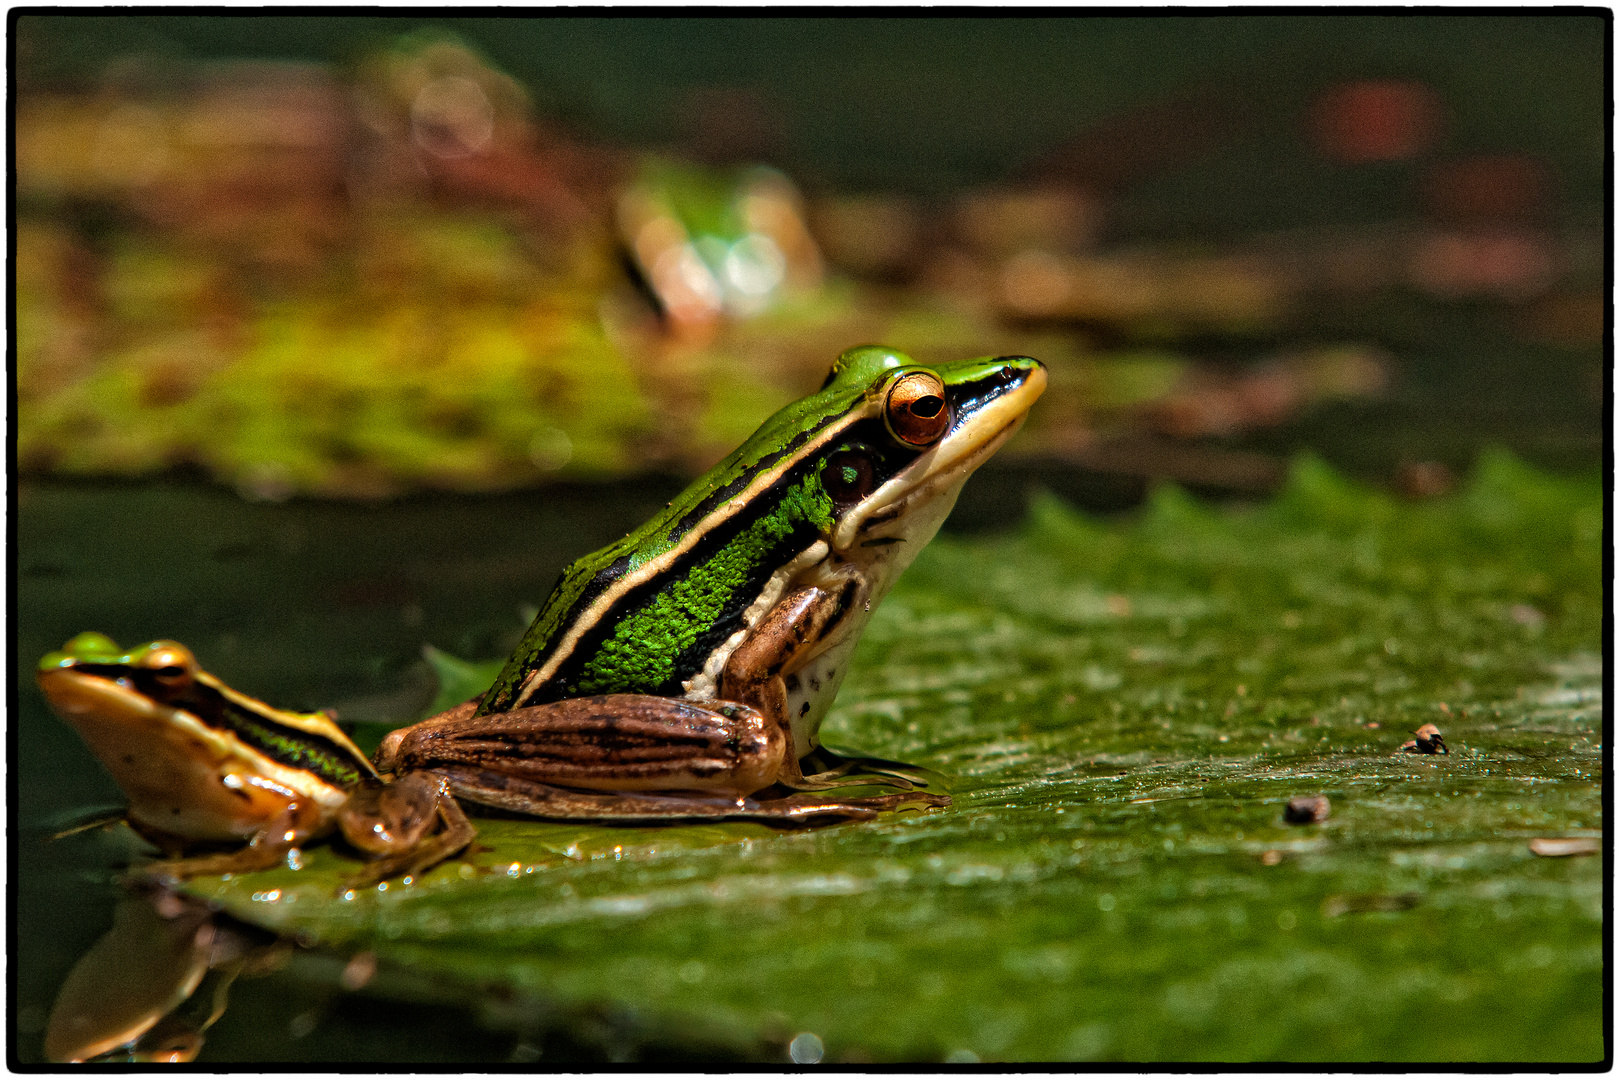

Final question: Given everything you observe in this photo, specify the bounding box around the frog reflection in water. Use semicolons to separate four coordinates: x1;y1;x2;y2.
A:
38;346;1046;877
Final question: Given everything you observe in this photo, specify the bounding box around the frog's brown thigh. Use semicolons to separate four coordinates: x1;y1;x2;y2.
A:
379;696;786;795
429;764;888;824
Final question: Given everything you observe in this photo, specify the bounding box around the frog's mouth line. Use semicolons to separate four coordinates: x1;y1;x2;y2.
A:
833;364;1046;551
38;668;174;730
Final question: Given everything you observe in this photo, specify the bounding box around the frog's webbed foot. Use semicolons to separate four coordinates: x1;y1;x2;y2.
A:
776;747;944;795
134;845;288;885
337;774;478;892
430;764;931;825
753;787;951;817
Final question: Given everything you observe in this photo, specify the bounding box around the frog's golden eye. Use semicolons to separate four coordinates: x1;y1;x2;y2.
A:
821;450;876;512
884;371;950;447
139;641;198;698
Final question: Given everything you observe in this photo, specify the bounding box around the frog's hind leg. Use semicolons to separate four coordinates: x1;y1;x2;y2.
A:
431;764;895;825
376;695;789;799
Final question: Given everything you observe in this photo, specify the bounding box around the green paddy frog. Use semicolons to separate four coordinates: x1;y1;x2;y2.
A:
378;345;1046;821
36;634;474;886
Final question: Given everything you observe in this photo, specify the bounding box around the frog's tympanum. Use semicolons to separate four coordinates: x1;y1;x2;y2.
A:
36;634;473;886
38;346;1045;873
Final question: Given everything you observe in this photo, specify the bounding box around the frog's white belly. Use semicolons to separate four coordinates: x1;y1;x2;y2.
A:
782;630;863;758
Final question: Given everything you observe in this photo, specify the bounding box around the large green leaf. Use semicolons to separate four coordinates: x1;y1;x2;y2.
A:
176;452;1601;1061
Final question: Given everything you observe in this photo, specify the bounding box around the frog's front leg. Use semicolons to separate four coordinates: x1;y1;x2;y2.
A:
721;584;928;794
720;584;852;789
135;802;324;883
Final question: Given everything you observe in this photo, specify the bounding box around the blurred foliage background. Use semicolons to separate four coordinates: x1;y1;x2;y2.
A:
15;13;1603;501
14;13;1606;1066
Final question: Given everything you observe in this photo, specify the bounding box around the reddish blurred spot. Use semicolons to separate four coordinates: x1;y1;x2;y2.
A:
1422;154;1550;222
1026;88;1248;192
1408;228;1556;301
1309;81;1443;163
1144;348;1387;440
1395;460;1456;499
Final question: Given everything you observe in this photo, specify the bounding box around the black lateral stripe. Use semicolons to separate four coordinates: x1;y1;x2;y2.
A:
96;666;368;788
947;372;1023;427
212;698;367;788
657;525;821;694
537;498;818;701
506;409;857;692
564;553;633;630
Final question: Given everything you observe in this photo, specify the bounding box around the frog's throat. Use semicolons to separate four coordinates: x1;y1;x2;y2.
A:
831;364;1044;554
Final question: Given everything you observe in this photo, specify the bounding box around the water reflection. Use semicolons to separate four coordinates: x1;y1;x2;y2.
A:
46;886;286;1063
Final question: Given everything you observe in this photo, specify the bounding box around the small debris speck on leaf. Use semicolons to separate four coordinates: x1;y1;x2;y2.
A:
1284;795;1330;824
1322;892;1421;917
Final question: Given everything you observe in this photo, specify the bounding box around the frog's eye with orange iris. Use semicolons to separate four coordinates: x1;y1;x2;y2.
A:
139;641;198;699
884;371;950;447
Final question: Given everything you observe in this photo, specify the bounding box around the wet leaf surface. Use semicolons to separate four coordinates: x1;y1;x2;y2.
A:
144;452;1603;1062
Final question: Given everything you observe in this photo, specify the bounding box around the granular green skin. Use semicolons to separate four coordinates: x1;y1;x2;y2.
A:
215;707;364;789
569;477;835;694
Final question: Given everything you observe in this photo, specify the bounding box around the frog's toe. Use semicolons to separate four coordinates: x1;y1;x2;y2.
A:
753;789;950;821
788;769;920;792
337;795;477;894
787;748;947;796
